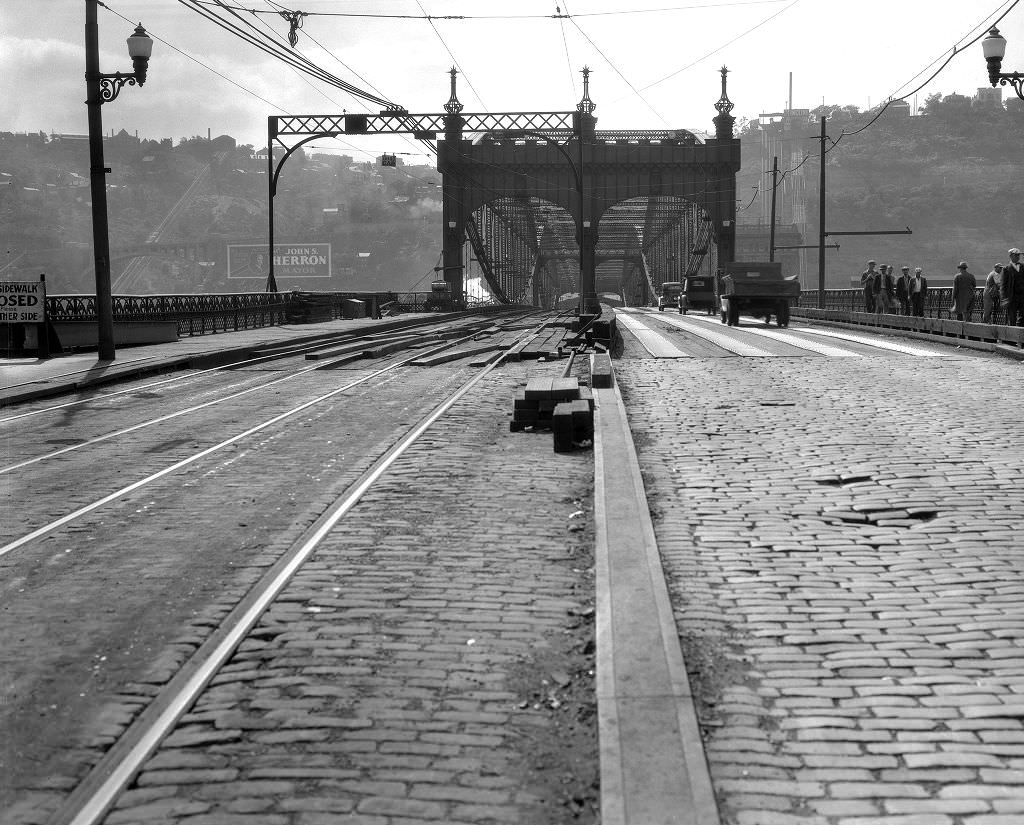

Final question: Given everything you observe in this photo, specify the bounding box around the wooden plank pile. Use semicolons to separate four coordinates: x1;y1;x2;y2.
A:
509;375;594;452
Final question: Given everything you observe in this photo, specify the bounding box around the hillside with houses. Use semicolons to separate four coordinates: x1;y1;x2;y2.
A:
736;87;1024;287
4;88;1024;295
0;129;443;295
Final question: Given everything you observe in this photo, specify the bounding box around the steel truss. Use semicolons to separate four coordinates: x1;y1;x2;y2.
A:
267;66;738;308
272;112;577;140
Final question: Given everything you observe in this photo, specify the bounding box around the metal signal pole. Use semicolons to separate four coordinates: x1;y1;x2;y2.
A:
817;116;826;308
769;155;778;262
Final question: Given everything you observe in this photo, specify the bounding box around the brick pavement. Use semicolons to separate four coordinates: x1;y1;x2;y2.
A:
615;356;1024;825
83;362;599;825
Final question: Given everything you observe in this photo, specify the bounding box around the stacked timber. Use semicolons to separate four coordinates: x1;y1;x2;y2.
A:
509;376;594;451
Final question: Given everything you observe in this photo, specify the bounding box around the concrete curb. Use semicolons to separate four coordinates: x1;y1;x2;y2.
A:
790;310;1024;361
593;373;720;825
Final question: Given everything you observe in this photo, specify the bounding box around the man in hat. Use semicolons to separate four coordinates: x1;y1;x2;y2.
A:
1003;248;1024;326
984;263;1003;323
952;261;976;321
895;265;912;316
874;264;896;315
910;267;928;317
860;260;877;313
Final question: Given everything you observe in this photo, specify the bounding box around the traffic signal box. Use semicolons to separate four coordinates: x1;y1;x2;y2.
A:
510;376;594;452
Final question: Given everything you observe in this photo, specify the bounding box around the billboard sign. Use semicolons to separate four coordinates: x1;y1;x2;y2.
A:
227;243;331;279
0;280;46;324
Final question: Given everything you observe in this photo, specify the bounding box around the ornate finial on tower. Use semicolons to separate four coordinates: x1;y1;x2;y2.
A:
444;67;464;114
715;65;734;116
713;65;736;139
577;66;596;115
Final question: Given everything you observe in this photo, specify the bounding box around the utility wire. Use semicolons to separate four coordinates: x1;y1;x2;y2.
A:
263;0;397;106
772;0;1021;188
640;0;801;91
568;18;670;126
557;2;578;101
415;0;488;111
101;1;288;115
190;0;793;19
836;0;1021;142
175;0;399;108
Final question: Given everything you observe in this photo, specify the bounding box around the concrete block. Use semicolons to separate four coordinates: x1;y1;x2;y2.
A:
592;352;613;389
524;378;552;399
551;377;580;401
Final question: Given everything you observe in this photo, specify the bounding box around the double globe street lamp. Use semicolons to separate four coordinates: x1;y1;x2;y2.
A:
983;27;1024;101
86;0;153;360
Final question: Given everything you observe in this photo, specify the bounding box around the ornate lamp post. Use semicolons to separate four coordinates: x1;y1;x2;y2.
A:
86;1;153;360
983;27;1024;100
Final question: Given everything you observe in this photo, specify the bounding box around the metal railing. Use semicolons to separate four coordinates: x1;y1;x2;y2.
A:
800;287;1010;325
46;290;505;337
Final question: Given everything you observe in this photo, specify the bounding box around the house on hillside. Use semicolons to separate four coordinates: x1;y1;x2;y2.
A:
974;87;1004;110
211;134;236;152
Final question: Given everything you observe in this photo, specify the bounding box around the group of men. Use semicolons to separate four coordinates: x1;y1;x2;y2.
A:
859;248;1024;325
859;261;930;317
980;248;1024;325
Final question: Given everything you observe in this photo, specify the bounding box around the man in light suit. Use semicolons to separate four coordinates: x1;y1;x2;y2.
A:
909;267;928;317
1002;248;1024;326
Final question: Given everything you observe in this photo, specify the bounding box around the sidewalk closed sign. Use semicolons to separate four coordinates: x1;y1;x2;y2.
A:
0;280;46;324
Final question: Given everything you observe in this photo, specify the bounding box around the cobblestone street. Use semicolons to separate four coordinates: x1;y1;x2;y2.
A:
617;355;1024;825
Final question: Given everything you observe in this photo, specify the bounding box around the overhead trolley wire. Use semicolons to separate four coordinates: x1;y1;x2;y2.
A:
640;0;801;91
189;0;795;20
175;0;399;109
415;0;488;112
557;2;579;100
567;18;670;127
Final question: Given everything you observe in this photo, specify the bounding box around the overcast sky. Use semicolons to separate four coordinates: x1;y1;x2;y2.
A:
3;0;1022;163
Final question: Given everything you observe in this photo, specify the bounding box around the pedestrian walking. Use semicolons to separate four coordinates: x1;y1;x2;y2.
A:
1003;248;1024;326
984;263;1003;323
951;261;976;321
860;260;877;313
895;265;912;315
910;267;928;317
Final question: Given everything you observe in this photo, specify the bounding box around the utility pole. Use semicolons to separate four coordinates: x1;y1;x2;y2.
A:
86;0;115;360
817;116;826;308
769;155;778;262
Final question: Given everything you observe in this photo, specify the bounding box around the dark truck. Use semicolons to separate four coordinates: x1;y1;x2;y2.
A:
719;261;800;327
680;273;718;315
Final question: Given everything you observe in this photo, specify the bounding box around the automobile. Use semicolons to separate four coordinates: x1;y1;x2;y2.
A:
658;281;683;312
719;261;800;327
680;274;717;315
424;280;454;311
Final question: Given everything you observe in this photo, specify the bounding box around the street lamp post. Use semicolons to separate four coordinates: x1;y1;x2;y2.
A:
983;27;1024;100
85;1;153;360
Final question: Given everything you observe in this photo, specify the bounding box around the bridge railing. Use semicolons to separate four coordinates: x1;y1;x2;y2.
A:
799;287;1007;324
46;291;505;337
49;293;292;337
